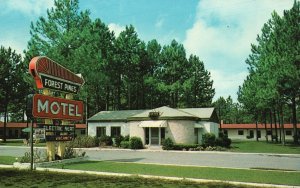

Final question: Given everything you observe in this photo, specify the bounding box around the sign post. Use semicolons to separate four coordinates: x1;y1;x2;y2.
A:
28;56;84;161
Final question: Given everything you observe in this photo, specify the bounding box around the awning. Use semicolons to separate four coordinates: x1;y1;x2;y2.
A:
194;123;204;128
139;120;167;128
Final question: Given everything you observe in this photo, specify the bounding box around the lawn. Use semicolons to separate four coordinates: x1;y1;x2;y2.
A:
230;140;300;154
0;156;16;165
0;139;46;147
51;161;300;186
0;168;247;188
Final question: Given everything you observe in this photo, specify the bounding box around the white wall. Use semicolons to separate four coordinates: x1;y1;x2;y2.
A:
129;121;145;144
167;120;195;144
88;122;129;137
225;128;296;140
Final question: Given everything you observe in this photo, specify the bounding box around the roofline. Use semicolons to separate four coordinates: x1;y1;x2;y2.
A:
128;116;200;121
88;119;127;123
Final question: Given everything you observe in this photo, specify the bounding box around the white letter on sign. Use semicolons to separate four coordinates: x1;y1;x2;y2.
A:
61;102;68;115
69;104;75;116
38;99;49;113
50;101;60;115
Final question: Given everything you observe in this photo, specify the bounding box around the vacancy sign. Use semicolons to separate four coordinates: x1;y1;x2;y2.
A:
32;94;83;121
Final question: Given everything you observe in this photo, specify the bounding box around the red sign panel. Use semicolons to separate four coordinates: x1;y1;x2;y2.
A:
32;94;84;121
29;56;84;93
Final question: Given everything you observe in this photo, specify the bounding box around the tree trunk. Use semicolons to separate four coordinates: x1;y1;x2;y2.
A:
280;108;285;146
274;109;278;143
117;75;121;110
291;96;298;144
264;111;268;142
105;86;110;111
256;116;259;141
278;110;282;142
3;106;7;142
128;83;131;110
270;109;273;142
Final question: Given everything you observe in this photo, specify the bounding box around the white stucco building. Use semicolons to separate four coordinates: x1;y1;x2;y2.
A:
88;106;219;146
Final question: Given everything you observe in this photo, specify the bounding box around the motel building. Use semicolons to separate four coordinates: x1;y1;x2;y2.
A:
88;106;219;146
220;123;300;141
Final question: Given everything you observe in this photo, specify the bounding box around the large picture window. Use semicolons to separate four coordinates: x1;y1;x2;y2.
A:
96;127;106;137
111;127;121;138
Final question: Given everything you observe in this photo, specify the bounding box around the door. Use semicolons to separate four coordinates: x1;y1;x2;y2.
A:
151;128;159;145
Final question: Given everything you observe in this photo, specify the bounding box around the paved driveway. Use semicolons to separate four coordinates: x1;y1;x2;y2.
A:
1;146;300;171
85;149;300;171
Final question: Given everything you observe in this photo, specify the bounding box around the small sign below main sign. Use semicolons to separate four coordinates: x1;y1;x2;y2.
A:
32;94;84;121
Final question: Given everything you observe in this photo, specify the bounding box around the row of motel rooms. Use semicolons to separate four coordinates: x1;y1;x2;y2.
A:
0;122;299;141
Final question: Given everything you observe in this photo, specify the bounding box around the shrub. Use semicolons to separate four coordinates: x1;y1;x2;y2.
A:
129;137;143;149
246;135;253;139
99;135;113;146
162;138;174;150
114;135;124;147
64;142;86;159
19;148;47;163
120;141;130;148
69;136;98;148
172;144;199;150
216;135;232;148
123;135;130;141
202;133;216;147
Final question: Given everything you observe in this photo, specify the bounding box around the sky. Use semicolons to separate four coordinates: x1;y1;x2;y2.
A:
0;0;295;102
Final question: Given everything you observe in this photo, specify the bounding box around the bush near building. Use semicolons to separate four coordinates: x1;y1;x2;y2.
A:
162;133;232;151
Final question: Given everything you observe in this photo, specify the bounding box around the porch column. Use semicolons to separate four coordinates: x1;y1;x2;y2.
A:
149;127;151;145
158;127;161;145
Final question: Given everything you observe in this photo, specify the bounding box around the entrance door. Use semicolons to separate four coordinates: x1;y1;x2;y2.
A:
151;128;159;145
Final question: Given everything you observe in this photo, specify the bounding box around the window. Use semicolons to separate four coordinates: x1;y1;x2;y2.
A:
111;127;121;138
249;130;254;138
267;130;272;135
80;129;86;135
238;130;244;135
96;127;106;137
223;130;228;136
286;130;292;136
257;130;261;138
161;128;165;140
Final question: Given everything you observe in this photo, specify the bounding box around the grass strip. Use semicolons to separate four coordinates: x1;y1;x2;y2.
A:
0;156;16;165
51;161;300;186
0;168;248;188
230;140;300;154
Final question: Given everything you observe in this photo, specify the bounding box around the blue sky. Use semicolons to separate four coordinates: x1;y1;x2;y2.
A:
0;0;294;102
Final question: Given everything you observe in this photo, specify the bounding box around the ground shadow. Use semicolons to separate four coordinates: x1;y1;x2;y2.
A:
104;158;145;162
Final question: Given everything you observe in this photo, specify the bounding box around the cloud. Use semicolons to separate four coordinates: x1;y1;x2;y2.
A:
155;18;164;28
1;39;25;56
108;23;125;37
1;0;53;16
210;69;248;101
183;0;294;101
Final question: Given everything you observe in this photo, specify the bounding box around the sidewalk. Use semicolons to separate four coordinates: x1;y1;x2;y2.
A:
0;164;298;188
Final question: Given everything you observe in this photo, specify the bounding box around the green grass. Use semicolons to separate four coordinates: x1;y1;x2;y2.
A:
51;161;300;186
0;139;46;147
0;156;16;165
0;169;247;188
230;140;300;154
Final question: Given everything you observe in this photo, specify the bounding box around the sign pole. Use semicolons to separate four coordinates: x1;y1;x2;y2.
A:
30;118;34;170
58;93;73;158
43;89;55;161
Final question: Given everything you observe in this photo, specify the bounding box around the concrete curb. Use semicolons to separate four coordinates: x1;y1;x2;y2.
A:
0;165;299;188
1;145;300;158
